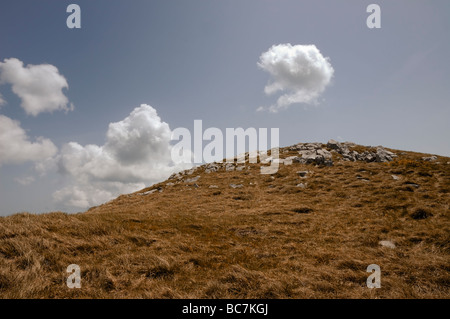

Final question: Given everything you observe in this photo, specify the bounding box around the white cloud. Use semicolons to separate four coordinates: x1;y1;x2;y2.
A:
0;115;57;166
258;44;334;112
0;58;73;116
52;104;191;208
0;93;5;106
15;176;35;186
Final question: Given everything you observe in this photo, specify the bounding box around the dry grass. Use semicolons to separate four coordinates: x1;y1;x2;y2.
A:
0;144;449;299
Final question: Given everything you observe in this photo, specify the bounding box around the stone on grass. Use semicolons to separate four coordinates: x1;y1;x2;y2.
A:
379;240;396;249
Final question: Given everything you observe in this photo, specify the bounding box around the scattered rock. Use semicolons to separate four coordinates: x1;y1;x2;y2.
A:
297;148;333;166
260;156;272;164
230;184;243;189
422;156;437;161
376;147;396;162
204;163;220;173
316;148;332;160
185;167;196;175
327;139;341;150
185;176;200;183
297;171;309;178
169;172;183;180
139;187;162;195
325;139;396;163
283;156;297;165
379;240;396;249
225;163;235;171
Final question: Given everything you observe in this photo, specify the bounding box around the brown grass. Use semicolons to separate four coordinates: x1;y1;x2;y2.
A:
0;144;449;299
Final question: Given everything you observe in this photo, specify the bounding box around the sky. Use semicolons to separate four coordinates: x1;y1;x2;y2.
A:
0;0;449;216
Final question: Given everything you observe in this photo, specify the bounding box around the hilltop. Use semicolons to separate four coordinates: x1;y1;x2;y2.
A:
0;140;449;298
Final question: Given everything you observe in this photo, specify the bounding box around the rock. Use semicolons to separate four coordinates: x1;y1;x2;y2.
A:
204;163;219;173
229;184;243;189
327;139;341;150
236;166;245;171
272;158;284;164
357;151;376;162
225;163;235;171
169;172;183;180
298;150;333;166
379;240;396;249
185;176;200;183
297;171;309;178
422;156;437;161
181;167;197;175
284;156;298;165
391;175;400;180
193;183;199;188
296;183;306;188
139;187;162;195
316;148;332;160
356;176;370;182
166;182;175;186
209;185;219;188
405;182;420;188
376;147;394;162
260;156;272;164
292;156;306;164
298;150;315;157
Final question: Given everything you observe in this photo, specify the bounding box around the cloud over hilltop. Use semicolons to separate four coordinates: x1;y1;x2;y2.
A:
258;44;334;112
51;104;191;208
0;58;73;116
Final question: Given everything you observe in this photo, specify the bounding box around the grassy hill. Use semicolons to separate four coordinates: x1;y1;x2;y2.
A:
0;142;449;298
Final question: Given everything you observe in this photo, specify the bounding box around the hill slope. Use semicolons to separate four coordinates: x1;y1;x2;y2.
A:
0;141;449;298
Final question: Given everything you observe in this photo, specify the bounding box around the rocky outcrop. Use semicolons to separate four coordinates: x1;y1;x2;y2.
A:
326;139;396;163
422;155;437;162
291;143;333;166
166;140;397;184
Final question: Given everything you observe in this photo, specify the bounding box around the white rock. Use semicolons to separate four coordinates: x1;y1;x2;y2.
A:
379;240;396;249
185;176;200;183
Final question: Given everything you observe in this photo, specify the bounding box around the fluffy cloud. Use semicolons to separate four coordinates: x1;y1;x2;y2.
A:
0;93;5;106
52;104;191;208
258;44;334;112
15;176;35;186
0;58;73;116
0;115;57;166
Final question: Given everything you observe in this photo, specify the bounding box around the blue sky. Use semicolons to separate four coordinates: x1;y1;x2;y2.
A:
0;0;449;215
